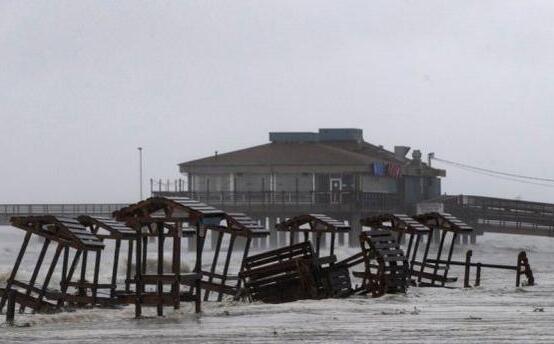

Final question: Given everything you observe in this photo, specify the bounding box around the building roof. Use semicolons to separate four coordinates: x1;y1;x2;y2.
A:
179;128;445;177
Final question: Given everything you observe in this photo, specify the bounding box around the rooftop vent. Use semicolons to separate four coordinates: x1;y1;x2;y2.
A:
394;146;411;159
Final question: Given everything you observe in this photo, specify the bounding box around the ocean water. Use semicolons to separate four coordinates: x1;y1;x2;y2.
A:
1;226;553;343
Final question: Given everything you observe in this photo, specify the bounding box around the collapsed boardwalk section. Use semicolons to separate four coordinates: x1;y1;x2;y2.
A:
277;214;356;297
113;197;225;317
240;241;326;303
0;205;538;323
0;216;104;313
201;212;269;301
276;214;350;260
353;230;409;297
76;216;141;299
412;212;474;286
360;214;431;289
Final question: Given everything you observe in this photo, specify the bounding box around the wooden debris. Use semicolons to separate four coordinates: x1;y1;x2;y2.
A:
239;242;326;303
114;196;225;317
352;230;409;297
0;216;104;313
412;212;473;286
201;212;269;301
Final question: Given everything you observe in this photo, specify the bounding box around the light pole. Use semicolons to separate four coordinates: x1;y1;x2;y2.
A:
138;147;143;200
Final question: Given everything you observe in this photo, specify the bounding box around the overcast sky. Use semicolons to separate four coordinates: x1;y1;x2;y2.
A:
1;1;553;203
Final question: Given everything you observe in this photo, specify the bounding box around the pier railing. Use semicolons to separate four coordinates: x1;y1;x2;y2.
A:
0;203;128;217
151;191;403;212
421;195;554;235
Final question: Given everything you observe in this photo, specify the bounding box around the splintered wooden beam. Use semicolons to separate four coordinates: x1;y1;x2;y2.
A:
92;251;102;305
0;231;31;311
59;249;82;308
37;244;63;307
204;231;224;301
111;239;121;298
217;235;236;302
135;229;143;318
195;223;204;313
157;223;164;316
19;238;50;313
125;241;133;293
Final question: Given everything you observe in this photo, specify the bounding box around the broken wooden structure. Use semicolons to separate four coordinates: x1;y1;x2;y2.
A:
0;216;105;313
77;215;141;300
113;196;225;317
276;214;357;297
239;241;328;303
429;249;535;288
201;212;269;301
360;214;431;286
412;212;474;286
276;214;350;260
352;229;409;297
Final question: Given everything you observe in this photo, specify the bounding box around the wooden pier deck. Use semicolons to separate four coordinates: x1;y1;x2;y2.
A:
0;204;128;225
419;195;554;237
1;194;553;238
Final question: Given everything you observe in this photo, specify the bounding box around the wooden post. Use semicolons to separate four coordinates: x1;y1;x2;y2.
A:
58;250;81;308
6;290;16;326
405;234;414;260
338;232;345;247
37;244;63;306
260;218;267;249
315;232;321;258
204;231;223;301
0;231;31;312
289;231;295;246
195;223;205;313
279;218;287;247
142;236;148;275
330;232;336;258
516;253;522;287
409;234;421;276
349;213;362;248
475;263;481;287
172;221;182;309
418;230;433;283
269;217;277;248
157;222;164;316
431;230;447;286
58;246;69;309
111;239;121;298
92;251;102;306
464;250;472;288
20;238;50;313
126;240;133;293
441;233;457;287
234;236;251;299
217;235;236;302
79;250;88;304
135;228;143;318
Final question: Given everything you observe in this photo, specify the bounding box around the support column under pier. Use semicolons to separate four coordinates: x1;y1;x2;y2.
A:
348;213;362;248
279;217;288;247
269;217;278;248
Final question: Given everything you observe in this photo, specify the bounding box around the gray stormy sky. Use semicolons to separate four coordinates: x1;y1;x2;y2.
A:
1;1;553;204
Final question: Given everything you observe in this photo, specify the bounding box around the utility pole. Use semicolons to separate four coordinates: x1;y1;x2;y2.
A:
428;152;435;167
138;147;143;200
